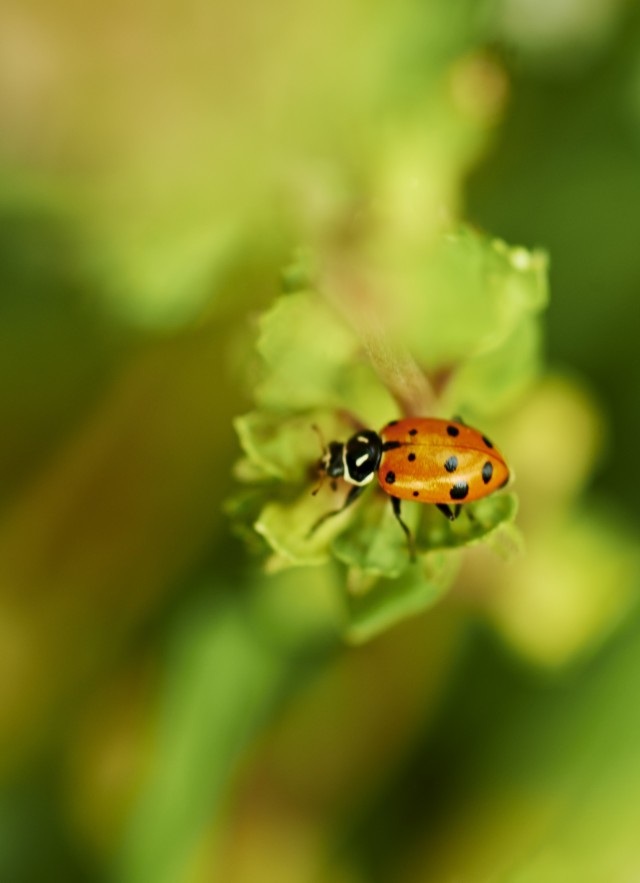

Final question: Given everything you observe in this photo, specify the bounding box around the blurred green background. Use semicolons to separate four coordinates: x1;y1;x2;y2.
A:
1;1;640;881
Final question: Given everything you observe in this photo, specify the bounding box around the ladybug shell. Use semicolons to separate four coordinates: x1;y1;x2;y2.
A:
378;417;509;505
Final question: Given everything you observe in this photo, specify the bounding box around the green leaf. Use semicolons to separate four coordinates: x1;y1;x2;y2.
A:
222;488;271;553
254;293;398;424
345;552;459;644
331;494;415;579
384;227;548;371
234;410;343;484
443;316;543;417
231;456;278;485
415;492;519;552
254;484;358;570
280;248;317;294
332;492;518;643
255;293;359;412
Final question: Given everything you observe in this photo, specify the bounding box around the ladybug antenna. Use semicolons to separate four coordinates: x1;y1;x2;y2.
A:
310;423;326;454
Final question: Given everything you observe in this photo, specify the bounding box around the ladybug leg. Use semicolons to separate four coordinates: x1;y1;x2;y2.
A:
452;414;466;425
437;503;463;521
391;497;416;561
308;484;366;537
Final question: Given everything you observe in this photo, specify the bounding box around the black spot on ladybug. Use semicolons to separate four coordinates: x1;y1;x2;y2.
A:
413;491;419;497
447;425;459;437
482;461;493;484
385;471;396;484
409;428;418;436
450;481;469;500
482;435;493;449
382;440;401;451
444;456;458;473
408;452;416;462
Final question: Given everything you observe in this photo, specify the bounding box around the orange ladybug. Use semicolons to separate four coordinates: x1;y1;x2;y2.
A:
310;417;510;556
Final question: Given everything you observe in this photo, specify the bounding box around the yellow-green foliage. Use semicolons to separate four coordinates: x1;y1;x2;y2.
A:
1;1;640;883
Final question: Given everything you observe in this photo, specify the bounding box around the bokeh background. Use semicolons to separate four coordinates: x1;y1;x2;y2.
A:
1;0;640;881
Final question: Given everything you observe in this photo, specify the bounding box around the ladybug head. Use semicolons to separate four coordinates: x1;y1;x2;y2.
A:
319;441;345;479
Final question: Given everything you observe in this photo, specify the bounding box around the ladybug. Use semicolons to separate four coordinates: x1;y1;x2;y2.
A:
310;417;510;556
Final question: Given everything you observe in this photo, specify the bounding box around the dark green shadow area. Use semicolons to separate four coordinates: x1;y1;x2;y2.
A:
0;206;130;507
468;4;640;508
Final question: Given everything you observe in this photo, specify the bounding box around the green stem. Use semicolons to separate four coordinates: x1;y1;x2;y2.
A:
320;261;437;416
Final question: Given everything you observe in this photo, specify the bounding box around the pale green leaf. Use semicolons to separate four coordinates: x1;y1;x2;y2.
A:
386;228;548;371
234;410;344;484
331;493;415;579
255;293;359;412
254;484;359;569
443;317;543;417
416;492;518;552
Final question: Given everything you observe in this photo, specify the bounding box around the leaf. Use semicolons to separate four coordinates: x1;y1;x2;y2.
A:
280;248;317;294
344;552;459;644
443;316;543;417
254;293;398;424
231;456;277;485
415;492;518;552
331;493;415;579
255;293;359;412
325;494;518;635
254;483;360;570
383;227;548;372
222;488;271;553
234;410;344;484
